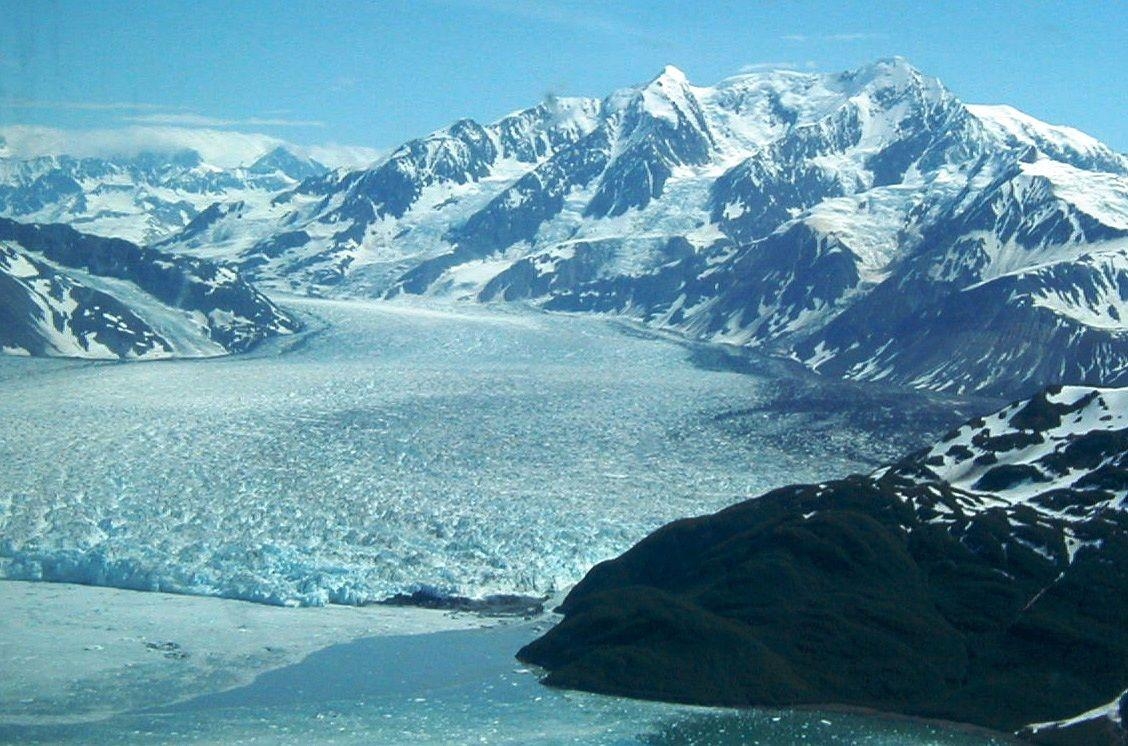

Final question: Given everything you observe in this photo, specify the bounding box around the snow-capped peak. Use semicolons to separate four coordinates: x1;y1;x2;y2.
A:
248;145;324;180
1018;157;1128;230
656;64;689;83
630;64;701;127
841;56;930;90
970;104;1106;153
968;103;1128;174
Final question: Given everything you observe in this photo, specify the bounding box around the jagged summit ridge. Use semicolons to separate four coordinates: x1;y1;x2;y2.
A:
7;59;1128;397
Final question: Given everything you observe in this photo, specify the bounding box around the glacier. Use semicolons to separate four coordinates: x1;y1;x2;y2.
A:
0;297;972;607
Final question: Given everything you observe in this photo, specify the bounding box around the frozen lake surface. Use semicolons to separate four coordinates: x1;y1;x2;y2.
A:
0;297;974;607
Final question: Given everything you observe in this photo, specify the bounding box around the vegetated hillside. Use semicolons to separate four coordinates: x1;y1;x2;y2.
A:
519;385;1128;741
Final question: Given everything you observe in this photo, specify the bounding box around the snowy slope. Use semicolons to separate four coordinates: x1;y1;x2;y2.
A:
0;127;380;245
0;218;300;359
14;59;1128;396
968;104;1128;174
913;385;1127;521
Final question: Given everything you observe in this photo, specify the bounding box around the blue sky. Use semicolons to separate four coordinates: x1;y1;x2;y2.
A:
1;0;1125;152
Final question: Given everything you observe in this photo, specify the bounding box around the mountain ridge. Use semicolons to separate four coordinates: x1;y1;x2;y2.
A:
4;59;1126;397
517;384;1128;741
0;217;300;359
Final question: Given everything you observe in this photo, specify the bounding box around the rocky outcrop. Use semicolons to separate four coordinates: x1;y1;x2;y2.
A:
518;386;1128;737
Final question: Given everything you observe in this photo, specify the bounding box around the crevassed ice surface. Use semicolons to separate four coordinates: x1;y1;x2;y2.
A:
2;297;931;606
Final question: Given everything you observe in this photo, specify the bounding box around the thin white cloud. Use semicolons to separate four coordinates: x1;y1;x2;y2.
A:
306;142;385;169
330;76;359;93
122;113;325;128
740;62;815;73
782;32;885;43
0;98;177;112
0;124;287;167
0;124;382;169
829;33;882;41
0;100;322;129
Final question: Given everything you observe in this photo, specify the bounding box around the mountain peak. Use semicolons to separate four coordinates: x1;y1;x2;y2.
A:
967;103;1127;173
655;64;688;83
630;64;703;128
842;56;932;90
248;146;324;180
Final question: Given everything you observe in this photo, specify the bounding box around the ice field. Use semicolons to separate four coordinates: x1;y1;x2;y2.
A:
0;297;970;607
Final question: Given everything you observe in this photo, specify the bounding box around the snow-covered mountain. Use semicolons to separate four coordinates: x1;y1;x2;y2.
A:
519;384;1128;738
0;126;380;245
157;96;606;291
0;218;300;358
14;59;1128;396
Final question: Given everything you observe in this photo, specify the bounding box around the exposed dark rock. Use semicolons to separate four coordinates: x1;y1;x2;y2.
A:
0;218;300;357
518;388;1128;736
381;588;545;618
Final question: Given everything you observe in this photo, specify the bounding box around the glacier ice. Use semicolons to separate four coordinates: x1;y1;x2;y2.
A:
0;297;930;606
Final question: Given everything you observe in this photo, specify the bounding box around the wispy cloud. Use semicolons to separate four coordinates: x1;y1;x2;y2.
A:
0;98;177;112
739;61;818;73
781;32;885;43
122;113;325;128
0;124;382;170
0;99;322;129
330;76;359;94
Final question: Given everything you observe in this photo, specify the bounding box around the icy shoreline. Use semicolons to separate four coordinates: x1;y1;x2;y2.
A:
0;579;492;726
0;580;1008;745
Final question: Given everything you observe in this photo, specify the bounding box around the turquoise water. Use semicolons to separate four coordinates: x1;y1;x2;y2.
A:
1;621;1008;745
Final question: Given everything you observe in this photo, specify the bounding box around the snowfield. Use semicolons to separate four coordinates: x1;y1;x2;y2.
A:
0;297;954;607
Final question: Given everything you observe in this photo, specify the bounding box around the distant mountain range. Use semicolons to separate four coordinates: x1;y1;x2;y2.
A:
1;58;1126;395
518;384;1128;742
0;139;331;245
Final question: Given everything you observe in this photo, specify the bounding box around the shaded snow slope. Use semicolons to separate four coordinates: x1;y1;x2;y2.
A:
0;218;299;359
